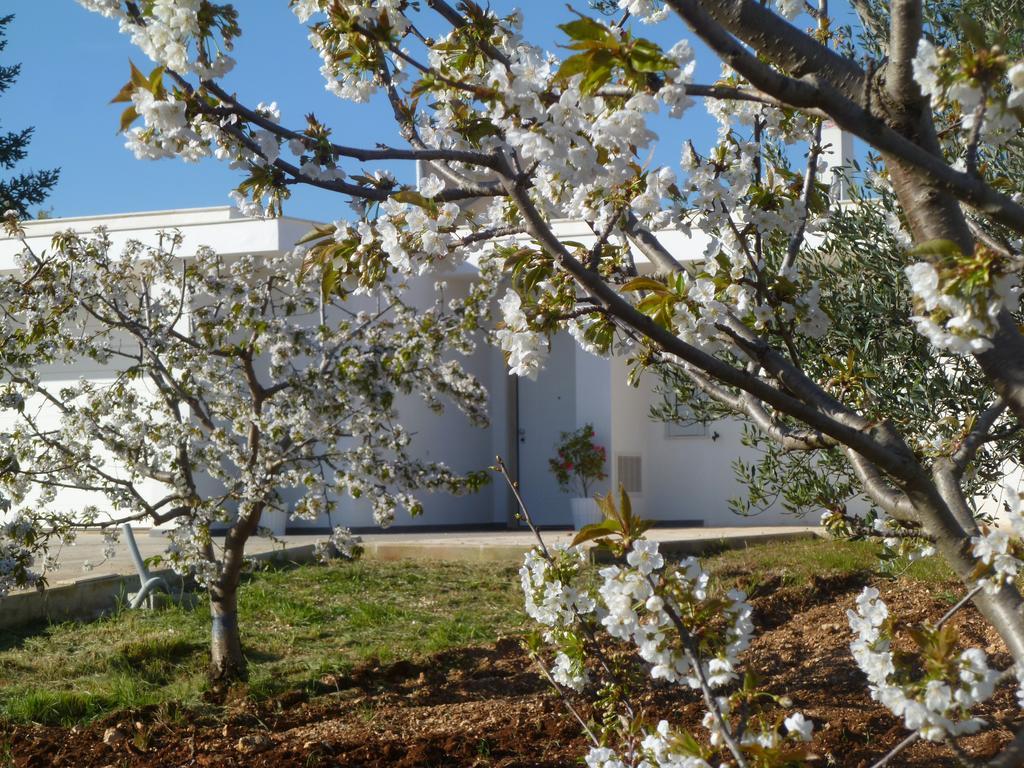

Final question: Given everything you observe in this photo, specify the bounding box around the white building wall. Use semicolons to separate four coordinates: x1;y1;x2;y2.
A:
602;364;802;527
302;272;499;530
0;195;878;533
575;343;612;500
609;355;648;520
636;369;790;526
485;336;518;527
514;332;579;526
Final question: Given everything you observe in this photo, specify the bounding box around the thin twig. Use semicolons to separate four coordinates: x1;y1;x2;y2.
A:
495;456;550;558
868;731;919;768
936;583;986;630
529;654;601;746
782;120;824;273
493;456;638;720
645;572;751;768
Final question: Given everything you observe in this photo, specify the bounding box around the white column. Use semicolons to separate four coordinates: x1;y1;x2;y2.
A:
820;121;854;201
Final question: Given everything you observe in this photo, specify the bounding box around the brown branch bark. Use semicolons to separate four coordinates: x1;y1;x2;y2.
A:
885;0;924;108
693;0;865;100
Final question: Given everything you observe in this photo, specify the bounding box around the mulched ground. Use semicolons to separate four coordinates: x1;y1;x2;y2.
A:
4;574;1021;767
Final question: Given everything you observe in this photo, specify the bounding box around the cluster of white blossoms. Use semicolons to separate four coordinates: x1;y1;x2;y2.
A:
912;40;1019;148
520;544;596;628
300;0;410;102
126;88;193;161
701;698;813;755
523;538;814;765
374;197;463;273
520;544;597;691
584;721;732;768
601;544;753;688
77;0;235;78
550;650;589;692
905;260;1021;355
971;484;1024;593
127;0;201;73
902;38;1024;353
848;587;999;741
774;0;805;19
584;715;811;768
874;515;937;561
1009;63;1024;109
616;1;670;25
912;40;944;103
313;526;362;563
496;290;547;380
820;509;938;562
0;515;40;597
664;99;831;356
0;229;489;586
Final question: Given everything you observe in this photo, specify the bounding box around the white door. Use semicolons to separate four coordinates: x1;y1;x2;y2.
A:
516;332;577;527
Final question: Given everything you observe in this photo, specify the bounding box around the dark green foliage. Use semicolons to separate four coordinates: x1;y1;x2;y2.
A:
0;15;58;217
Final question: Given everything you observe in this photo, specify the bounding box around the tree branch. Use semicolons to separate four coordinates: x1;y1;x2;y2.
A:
623;212;686;273
952;399;1008;476
499;159;925;483
782;121;824;273
842;448;917;519
688;0;865;100
666;2;1024;240
884;0;924;107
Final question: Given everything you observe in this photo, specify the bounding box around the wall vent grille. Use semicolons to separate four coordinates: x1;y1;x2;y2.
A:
617;455;643;494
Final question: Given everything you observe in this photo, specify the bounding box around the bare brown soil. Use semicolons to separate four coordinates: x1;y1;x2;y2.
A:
4;576;1021;767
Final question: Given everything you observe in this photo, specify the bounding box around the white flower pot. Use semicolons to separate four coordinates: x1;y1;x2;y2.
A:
260;508;288;537
571;497;602;530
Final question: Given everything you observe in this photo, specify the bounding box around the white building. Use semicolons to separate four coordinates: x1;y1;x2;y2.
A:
0;127;875;532
0;204;819;533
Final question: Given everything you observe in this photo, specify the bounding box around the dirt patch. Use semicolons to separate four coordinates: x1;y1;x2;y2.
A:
3;579;1020;767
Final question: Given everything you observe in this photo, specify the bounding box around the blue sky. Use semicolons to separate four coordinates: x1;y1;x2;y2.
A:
3;2;858;223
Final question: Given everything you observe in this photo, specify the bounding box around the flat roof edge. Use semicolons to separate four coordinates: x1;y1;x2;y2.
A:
5;206;323;234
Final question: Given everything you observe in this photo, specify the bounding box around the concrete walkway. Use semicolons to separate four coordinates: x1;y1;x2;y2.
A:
39;525;824;587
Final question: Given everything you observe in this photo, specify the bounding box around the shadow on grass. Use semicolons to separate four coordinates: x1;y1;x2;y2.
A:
0;620;53;654
0;582;205;654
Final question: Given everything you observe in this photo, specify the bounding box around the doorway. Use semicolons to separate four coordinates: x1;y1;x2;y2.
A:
515;332;577;527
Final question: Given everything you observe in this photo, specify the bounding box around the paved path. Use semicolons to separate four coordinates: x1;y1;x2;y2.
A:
39;525;823;587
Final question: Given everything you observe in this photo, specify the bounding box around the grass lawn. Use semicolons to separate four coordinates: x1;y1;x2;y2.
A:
0;559;524;725
0;538;953;726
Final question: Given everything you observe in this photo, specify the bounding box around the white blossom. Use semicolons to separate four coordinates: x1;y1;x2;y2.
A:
848;587;997;740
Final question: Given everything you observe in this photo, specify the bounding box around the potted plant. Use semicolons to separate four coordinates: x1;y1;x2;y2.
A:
549;424;608;529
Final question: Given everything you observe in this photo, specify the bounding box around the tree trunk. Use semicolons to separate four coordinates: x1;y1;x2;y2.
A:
208;582;246;683
206;497;264;686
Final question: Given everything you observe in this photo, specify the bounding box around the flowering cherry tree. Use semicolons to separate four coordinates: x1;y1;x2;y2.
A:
72;0;1024;761
0;223;488;682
